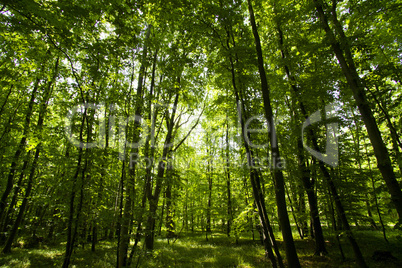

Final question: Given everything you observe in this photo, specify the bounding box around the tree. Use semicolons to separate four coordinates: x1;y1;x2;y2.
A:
312;0;402;228
247;0;301;266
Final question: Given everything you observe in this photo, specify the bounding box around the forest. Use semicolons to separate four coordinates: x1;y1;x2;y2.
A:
0;0;401;267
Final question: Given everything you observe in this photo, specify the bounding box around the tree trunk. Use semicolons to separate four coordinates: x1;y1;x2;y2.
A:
285;183;303;240
247;1;300;266
0;78;39;221
117;26;150;267
2;57;58;253
364;143;388;242
206;145;212;234
369;84;402;174
225;116;232;237
62;114;85;268
165;172;175;239
0;158;29;240
234;89;284;268
225;25;283;266
3;145;40;253
276;20;328;256
126;48;159;266
145;91;179;250
314;0;402;228
0;84;13;119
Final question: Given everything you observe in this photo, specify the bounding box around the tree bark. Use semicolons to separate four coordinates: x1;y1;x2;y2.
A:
276;21;328;255
313;0;402;227
126;48;159;266
0;78;40;221
206;141;212;235
62;113;85;268
145;91;179;250
165;165;175;239
225;116;232;237
2;57;58;253
117;26;151;267
235;93;283;268
224;24;283;266
247;0;301;266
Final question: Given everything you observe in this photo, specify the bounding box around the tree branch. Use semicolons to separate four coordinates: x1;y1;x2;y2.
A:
172;104;205;152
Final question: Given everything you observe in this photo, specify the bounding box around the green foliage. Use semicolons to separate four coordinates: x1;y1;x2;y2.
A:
0;0;401;266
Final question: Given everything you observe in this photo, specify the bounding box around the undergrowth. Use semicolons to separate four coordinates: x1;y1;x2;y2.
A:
0;228;401;267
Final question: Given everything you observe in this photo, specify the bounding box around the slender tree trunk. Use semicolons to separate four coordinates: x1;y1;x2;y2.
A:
225;116;232;237
62;114;85;268
2;57;58;253
0;84;13;119
0;78;40;221
116;161;126;264
365;199;377;229
234;91;283;268
314;0;402;227
327;183;346;261
323;161;367;267
145;92;179;250
225;25;283;266
298;191;308;238
369;84;402;174
158;197;165;236
63;85;93;267
364;144;388;242
92;96;113;252
117;26;150;267
191;200;194;233
285;181;303;240
305;182;327;255
0;158;29;238
206;146;212;234
2;147;39;253
127;48;159;266
165;167;175;239
275;20;328;256
247;1;300;266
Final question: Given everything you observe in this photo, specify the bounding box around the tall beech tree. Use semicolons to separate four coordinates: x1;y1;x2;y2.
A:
247;0;301;266
312;0;402;227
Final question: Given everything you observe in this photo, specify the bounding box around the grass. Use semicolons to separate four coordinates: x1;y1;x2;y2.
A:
137;233;270;268
0;228;401;267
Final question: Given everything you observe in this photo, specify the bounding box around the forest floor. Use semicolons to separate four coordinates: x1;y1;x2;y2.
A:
0;228;401;267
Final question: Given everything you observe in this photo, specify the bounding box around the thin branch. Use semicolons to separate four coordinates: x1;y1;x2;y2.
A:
46;36;86;103
172;104;205;152
0;85;13;117
6;3;86;103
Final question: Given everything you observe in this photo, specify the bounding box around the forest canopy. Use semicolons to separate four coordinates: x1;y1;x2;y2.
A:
0;0;401;267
